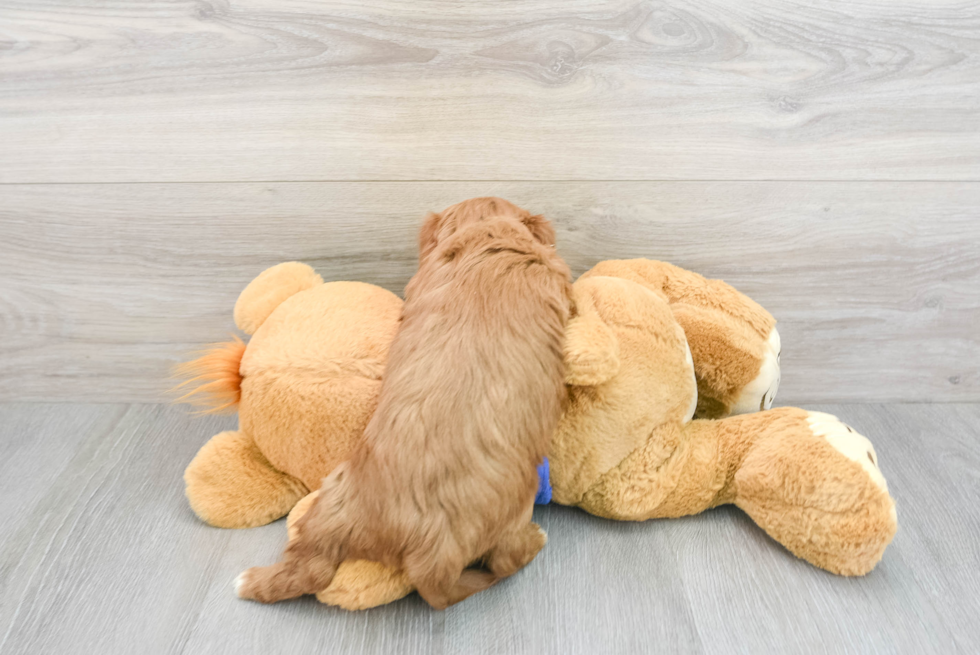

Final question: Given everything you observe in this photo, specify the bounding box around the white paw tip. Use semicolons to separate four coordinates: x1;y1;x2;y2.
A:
806;412;888;492
234;572;248;597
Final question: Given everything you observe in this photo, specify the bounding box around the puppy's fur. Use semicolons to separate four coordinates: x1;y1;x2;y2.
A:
236;197;573;609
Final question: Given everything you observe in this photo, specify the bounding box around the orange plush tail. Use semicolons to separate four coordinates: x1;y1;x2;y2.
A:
172;336;247;413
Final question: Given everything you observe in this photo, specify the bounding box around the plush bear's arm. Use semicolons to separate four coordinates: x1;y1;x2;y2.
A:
234;262;323;334
564;283;621;387
581;259;779;417
672;303;780;417
581;259;774;338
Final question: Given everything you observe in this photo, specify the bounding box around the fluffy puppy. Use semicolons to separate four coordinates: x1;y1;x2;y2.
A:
236;197;573;609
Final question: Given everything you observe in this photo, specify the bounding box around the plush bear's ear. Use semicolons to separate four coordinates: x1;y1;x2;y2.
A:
234;261;323;334
522;213;556;246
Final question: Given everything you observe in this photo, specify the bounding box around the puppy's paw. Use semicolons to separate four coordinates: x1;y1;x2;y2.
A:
235;568;260;601
533;524;548;549
523;522;548;565
235;570;251;599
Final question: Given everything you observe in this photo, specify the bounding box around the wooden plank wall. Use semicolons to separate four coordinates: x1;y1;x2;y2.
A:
2;0;979;182
2;183;976;403
1;0;978;403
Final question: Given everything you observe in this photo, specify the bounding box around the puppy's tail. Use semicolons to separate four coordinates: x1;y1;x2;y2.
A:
171;336;246;413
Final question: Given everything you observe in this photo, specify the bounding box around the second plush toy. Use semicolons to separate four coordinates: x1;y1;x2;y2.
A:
179;259;897;610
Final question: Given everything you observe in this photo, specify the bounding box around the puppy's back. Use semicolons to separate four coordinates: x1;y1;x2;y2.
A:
356;216;572;557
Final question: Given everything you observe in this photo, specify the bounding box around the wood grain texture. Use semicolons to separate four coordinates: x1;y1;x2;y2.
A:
0;402;977;654
1;181;977;403
1;0;979;182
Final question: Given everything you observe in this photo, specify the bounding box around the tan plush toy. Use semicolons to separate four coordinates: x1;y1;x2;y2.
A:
179;259;897;610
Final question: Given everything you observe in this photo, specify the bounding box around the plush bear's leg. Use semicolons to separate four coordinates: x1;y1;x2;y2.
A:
731;410;897;575
581;411;817;521
318;559;414;610
577;420;690;521
184;430;308;528
574;408;896;575
286;490;414;610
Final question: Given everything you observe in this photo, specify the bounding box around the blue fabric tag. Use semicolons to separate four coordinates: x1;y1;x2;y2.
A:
535;457;552;505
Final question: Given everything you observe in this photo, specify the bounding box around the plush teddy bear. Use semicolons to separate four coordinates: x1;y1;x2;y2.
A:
179;259;897;610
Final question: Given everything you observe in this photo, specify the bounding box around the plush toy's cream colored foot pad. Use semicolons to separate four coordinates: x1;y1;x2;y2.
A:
731;328;781;415
806;411;889;493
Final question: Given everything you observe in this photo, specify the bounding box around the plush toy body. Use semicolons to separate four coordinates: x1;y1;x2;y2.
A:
180;259;896;610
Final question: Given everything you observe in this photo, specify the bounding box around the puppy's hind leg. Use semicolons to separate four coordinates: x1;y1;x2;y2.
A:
405;550;498;610
485;522;547;579
236;477;351;604
236;545;342;604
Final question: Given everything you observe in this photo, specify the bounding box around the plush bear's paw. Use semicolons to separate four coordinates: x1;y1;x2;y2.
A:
731;328;781;415
805;411;888;493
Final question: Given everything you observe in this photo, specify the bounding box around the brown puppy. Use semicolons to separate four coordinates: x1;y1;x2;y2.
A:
235;197;573;609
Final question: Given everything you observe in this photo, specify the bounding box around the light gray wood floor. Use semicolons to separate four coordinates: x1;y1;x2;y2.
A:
0;402;977;654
